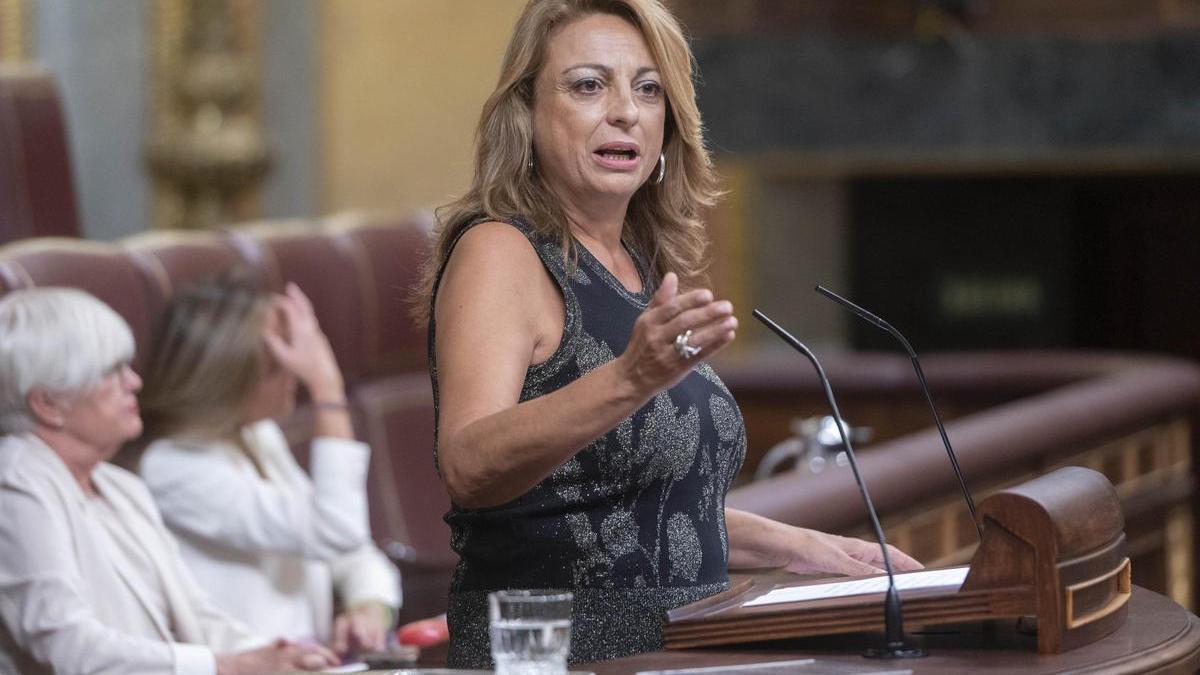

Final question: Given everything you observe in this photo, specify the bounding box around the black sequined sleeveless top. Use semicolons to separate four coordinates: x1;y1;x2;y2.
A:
428;217;746;666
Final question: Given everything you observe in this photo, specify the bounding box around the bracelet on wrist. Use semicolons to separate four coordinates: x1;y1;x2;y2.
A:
312;399;350;412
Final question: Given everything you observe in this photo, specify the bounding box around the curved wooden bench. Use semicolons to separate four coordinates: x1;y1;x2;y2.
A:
721;350;1200;608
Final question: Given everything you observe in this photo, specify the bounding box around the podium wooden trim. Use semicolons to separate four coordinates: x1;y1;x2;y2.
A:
665;466;1131;654
581;586;1200;674
1066;557;1130;629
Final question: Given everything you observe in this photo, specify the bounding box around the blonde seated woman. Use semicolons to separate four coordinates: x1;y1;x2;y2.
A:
0;288;337;675
130;277;400;657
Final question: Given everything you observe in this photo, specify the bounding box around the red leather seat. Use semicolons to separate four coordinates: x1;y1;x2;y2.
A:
123;228;268;333
1;214;453;621
328;211;435;375
241;219;369;386
332;212;452;623
0;65;81;244
0;238;156;371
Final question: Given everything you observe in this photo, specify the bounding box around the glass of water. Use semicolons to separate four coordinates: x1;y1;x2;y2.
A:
489;589;573;675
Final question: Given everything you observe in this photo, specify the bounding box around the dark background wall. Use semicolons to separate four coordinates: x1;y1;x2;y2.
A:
668;0;1200;361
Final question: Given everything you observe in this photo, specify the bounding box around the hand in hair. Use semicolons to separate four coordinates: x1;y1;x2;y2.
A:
263;283;345;403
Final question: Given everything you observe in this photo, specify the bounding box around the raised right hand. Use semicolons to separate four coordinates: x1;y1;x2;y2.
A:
215;639;340;675
616;272;737;398
262;283;345;402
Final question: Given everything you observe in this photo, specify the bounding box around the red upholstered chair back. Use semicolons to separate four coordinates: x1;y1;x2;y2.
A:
329;212;450;621
0;238;156;371
354;372;452;623
124;229;266;296
240;219;368;386
329;211;435;376
0;215;454;620
122;228;270;337
0;65;81;244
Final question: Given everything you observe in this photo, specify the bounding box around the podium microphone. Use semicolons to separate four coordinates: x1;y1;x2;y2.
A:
753;309;926;659
816;285;983;543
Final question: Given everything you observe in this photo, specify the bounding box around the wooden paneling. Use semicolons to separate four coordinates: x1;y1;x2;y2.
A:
864;419;1195;608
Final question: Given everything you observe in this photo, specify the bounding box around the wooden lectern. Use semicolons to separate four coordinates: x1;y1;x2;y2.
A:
666;466;1131;655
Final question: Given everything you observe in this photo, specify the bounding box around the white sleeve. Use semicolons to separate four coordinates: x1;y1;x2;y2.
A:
170;644;217;675
142;490;266;654
140;434;371;561
330;544;402;613
0;484;216;675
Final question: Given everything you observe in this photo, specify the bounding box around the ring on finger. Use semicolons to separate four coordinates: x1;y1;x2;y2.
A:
674;329;702;359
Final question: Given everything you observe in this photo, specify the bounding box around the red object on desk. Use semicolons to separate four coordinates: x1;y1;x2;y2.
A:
397;614;449;647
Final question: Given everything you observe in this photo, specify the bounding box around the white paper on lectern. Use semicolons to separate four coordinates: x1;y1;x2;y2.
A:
320;664;368;673
743;566;970;608
320;664;369;673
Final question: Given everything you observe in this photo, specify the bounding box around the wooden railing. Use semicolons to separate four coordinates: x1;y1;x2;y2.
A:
721;351;1200;609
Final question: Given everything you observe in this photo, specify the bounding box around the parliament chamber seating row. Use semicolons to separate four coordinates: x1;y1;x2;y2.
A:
0;212;454;623
3;214;1200;620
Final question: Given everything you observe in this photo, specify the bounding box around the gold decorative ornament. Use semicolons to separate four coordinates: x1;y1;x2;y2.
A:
145;0;269;230
0;0;31;63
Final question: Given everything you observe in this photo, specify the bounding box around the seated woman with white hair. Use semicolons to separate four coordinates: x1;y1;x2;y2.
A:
0;287;339;675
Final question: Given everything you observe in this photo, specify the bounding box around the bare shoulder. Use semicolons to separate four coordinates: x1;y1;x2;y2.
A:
435;220;561;369
437;221;546;306
449;220;538;266
458;219;532;247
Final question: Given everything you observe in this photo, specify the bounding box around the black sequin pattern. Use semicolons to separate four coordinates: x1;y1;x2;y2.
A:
428;217;747;666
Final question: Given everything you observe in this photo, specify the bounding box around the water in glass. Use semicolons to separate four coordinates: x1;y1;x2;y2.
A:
489;589;573;675
490;617;571;674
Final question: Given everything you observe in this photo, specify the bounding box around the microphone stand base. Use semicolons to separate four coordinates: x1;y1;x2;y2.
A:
863;645;927;659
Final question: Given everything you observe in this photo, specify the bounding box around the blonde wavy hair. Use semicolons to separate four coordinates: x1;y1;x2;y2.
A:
119;275;272;470
414;0;720;323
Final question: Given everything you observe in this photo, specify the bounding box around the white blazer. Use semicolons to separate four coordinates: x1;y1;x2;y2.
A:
140;420;401;644
0;434;262;675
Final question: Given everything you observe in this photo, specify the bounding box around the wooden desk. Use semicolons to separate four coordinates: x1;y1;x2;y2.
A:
579;587;1200;674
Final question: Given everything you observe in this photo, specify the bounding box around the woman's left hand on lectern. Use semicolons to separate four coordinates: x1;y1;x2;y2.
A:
783;529;924;576
726;507;923;577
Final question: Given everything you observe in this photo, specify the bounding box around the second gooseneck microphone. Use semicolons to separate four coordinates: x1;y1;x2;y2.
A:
753;309;925;659
815;285;982;542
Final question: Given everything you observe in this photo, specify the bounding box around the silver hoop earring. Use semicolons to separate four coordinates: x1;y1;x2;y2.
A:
527;154;535;174
654;153;665;185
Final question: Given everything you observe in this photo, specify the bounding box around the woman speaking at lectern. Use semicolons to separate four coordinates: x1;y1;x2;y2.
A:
416;0;921;665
